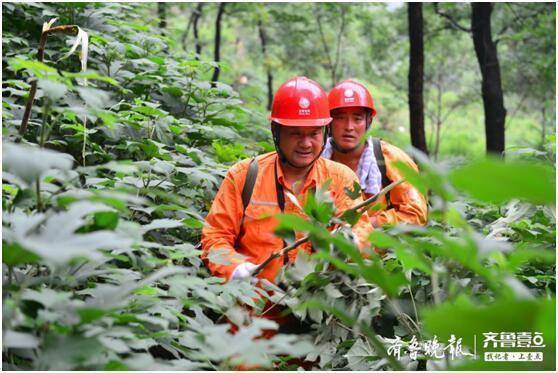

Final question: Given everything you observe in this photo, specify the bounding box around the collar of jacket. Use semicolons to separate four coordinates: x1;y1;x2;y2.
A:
274;153;319;194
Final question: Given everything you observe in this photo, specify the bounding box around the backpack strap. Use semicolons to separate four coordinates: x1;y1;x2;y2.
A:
372;137;393;209
242;157;259;210
235;157;258;248
273;161;289;264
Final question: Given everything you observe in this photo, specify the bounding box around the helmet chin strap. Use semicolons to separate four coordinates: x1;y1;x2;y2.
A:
272;123;328;169
329;111;373;154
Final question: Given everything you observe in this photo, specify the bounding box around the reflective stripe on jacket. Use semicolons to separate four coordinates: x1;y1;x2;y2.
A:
201;152;373;283
365;140;428;226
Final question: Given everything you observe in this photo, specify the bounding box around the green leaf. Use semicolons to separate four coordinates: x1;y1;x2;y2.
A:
21;288;73;308
340;208;362;226
36;334;105;370
360;258;409;297
303;181;335;224
368;230;400;248
3;330;40;349
94;211;119;230
8;57;57;78
183;217;203;229
77;308;107;323
37;79;67;101
3;242;40;266
2;142;74;185
3;202;133;265
423;296;555;370
449;158;556;205
345;338;383;370
206;247;246;266
162;86;183;97
76;86;111;109
104;360;130;371
140;218;183;233
344;180;362;200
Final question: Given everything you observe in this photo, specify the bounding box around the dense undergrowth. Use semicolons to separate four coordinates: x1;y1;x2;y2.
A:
2;3;555;370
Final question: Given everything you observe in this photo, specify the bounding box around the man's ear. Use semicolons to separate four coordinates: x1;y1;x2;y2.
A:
366;111;373;129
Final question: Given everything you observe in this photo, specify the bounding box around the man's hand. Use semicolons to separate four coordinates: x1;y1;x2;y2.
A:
231;262;258;282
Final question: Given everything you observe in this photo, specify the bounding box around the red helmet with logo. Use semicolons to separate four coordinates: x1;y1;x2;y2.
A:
328;79;377;118
269;76;332;127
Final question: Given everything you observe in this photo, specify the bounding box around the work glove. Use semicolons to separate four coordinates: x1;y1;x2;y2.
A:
231;262;258;283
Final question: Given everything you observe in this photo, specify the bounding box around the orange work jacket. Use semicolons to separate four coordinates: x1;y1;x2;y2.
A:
365;140;428;227
201;152;373;284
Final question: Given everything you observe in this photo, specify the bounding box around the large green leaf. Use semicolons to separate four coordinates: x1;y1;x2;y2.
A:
2;142;74;185
449;158;556;205
423;296;555;370
3;202;133;265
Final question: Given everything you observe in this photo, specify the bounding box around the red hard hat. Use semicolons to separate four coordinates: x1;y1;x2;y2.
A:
328;79;377;118
269;76;332;127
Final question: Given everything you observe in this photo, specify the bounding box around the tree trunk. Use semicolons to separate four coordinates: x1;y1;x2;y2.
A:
433;76;442;159
471;3;506;156
540;106;546;149
258;20;273;110
211;3;226;84
193;3;204;60
181;6;197;51
158;3;166;31
408;3;429;155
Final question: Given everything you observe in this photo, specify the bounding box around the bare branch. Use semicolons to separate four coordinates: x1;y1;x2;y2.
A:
331;7;348;86
316;12;334;78
433;3;471;33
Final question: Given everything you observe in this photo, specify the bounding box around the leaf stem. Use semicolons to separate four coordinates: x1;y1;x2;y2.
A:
82;115;87;166
7;266;14;289
431;268;441;305
36;178;43;212
407;285;421;330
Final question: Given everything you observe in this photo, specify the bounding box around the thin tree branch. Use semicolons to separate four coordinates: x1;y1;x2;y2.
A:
433;3;471;33
316;13;334;79
181;6;197;50
211;2;226;84
331;7;348;86
251;178;406;277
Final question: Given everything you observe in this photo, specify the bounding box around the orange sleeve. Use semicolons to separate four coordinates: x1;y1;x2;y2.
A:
375;142;428;226
333;165;374;252
201;161;249;281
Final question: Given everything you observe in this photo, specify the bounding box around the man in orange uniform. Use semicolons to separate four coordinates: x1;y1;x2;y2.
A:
323;79;427;227
201;76;373;286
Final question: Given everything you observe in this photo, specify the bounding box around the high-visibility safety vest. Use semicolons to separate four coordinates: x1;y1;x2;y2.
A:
201;152;373;284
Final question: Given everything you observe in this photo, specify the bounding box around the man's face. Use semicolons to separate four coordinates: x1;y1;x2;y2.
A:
331;107;368;151
278;125;325;168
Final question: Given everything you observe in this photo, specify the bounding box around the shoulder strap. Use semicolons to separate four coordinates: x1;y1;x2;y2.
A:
235;157;258;248
372;137;393;208
372;138;388;188
242;157;258;211
273;161;285;212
